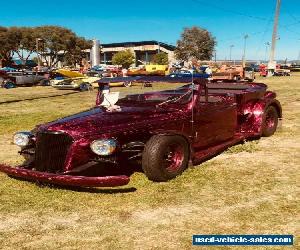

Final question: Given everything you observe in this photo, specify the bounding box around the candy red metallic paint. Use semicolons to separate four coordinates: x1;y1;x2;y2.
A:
0;78;282;187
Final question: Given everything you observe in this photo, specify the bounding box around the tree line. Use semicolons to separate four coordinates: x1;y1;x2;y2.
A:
0;25;216;69
111;27;216;68
0;26;91;68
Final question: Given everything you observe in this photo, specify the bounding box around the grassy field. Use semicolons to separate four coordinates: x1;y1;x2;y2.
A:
0;76;299;249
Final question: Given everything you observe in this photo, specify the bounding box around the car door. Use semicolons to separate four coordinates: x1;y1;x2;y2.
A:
192;95;237;149
19;73;31;84
26;72;37;84
13;73;23;85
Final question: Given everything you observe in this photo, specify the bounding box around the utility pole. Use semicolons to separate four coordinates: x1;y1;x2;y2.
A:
229;45;234;64
214;50;217;63
297;39;300;64
268;0;281;76
36;38;43;72
242;34;249;67
264;42;270;62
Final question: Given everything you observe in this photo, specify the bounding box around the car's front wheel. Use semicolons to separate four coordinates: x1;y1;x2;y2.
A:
39;79;50;86
3;81;16;89
79;82;92;91
142;135;189;182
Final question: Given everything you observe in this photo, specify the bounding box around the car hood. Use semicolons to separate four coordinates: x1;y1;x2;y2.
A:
39;105;182;139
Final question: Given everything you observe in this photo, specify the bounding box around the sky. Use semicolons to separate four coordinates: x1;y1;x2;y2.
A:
1;0;300;61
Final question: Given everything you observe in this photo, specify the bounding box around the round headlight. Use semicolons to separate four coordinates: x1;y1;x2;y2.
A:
13;132;33;147
90;139;117;156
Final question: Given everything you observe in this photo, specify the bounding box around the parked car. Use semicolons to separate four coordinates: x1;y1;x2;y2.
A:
51;69;100;91
169;69;210;78
212;65;255;82
0;77;282;187
259;64;291;77
0;70;16;88
290;64;300;72
6;71;49;87
250;64;260;72
244;67;256;82
127;69;166;76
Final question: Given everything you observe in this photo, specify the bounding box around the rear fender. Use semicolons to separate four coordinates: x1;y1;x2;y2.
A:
240;95;282;135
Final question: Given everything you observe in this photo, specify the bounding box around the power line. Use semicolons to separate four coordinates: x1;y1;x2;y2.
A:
254;16;274;59
281;20;300;29
284;7;300;23
280;6;300;36
218;30;271;43
191;0;269;21
281;25;300;37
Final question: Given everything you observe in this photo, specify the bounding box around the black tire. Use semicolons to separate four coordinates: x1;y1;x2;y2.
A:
262;106;279;137
123;81;132;87
40;79;50;86
3;81;16;89
79;82;89;91
142;135;189;182
87;84;94;91
234;76;241;82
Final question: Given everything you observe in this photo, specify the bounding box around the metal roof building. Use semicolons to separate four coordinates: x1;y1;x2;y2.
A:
96;40;175;66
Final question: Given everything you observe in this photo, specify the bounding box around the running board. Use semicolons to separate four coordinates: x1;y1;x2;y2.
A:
192;135;244;165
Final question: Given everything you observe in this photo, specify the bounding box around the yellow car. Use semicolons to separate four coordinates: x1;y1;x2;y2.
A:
51;69;100;91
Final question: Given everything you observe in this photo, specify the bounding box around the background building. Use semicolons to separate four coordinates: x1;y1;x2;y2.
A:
98;40;175;66
49;40;176;68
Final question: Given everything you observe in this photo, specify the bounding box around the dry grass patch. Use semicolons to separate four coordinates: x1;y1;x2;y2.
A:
0;76;299;249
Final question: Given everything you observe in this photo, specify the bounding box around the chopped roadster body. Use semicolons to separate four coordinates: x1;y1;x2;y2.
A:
0;77;282;187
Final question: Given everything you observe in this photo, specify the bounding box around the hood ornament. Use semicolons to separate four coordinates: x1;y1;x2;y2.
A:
98;84;121;112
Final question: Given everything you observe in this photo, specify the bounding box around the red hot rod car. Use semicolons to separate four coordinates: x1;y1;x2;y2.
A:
0;77;282;187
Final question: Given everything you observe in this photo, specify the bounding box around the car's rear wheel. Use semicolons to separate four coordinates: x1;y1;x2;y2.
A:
262;106;279;137
142;135;189;182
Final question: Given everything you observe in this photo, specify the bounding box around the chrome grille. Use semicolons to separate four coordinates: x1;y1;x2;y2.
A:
35;131;73;173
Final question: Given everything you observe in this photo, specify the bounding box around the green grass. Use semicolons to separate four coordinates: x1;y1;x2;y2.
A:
0;77;299;249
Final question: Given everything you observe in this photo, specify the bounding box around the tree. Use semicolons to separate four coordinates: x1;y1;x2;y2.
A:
175;26;216;61
64;37;92;67
0;27;19;67
112;50;135;68
0;26;92;68
152;52;168;65
13;27;38;65
35;26;91;68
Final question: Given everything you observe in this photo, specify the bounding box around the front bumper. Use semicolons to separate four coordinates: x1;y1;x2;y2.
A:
0;164;130;187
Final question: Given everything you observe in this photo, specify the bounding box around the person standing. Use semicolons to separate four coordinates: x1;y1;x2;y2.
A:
122;68;128;77
205;66;212;76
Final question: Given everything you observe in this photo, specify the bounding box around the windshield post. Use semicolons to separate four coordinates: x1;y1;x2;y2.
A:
205;83;208;102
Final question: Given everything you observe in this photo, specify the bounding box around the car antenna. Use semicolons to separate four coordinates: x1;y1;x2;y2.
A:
191;69;194;131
